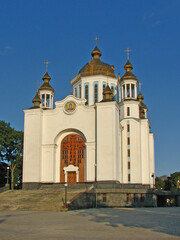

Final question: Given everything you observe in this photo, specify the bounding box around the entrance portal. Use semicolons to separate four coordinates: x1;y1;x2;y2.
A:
60;134;85;183
67;171;76;184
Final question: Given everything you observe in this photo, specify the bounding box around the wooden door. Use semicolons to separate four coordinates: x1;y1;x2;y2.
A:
60;134;85;183
67;171;76;184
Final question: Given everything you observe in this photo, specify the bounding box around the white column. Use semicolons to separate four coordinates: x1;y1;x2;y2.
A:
44;94;47;107
119;86;121;102
130;84;132;98
135;84;137;98
121;86;124;100
49;94;51;108
145;109;147;118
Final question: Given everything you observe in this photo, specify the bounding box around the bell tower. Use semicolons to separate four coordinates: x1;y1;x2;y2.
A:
38;71;55;109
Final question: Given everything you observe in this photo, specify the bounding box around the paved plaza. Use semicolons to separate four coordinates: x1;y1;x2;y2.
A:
0;207;179;240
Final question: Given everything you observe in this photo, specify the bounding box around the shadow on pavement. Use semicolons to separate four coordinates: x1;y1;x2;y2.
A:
74;207;180;237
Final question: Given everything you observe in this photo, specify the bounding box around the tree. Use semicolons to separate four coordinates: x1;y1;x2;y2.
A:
0;120;23;189
155;177;165;190
169;172;180;191
0;162;8;187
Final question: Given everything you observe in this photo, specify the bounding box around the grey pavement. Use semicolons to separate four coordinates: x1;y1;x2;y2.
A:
0;207;180;240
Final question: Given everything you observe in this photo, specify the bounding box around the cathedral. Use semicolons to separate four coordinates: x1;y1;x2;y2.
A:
22;44;155;189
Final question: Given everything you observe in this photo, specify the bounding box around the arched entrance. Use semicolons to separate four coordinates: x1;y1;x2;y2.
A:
60;134;85;183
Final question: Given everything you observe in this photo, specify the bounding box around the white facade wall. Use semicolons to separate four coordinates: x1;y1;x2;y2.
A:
23;109;43;182
96;101;119;181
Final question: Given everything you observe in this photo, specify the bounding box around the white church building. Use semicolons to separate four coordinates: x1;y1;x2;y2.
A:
23;45;155;189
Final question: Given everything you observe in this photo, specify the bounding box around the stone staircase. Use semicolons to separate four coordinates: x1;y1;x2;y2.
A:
0;189;79;211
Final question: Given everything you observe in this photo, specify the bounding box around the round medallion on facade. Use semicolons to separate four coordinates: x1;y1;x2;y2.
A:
64;101;76;114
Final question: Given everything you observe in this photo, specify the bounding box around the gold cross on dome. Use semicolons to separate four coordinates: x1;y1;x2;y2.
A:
44;60;50;72
124;48;132;60
94;36;99;46
35;80;40;91
139;82;142;92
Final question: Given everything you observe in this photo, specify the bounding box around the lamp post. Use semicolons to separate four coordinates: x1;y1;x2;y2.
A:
152;173;155;189
94;163;98;208
6;166;10;185
64;183;68;207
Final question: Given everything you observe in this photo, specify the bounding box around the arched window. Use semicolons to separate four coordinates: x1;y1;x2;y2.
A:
79;85;81;98
103;83;106;100
85;85;89;105
75;88;77;97
94;84;98;103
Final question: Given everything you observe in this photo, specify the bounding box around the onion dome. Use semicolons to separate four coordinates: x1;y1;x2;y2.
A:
137;92;148;118
91;46;102;59
39;72;55;93
120;60;138;82
31;91;42;108
77;46;117;79
101;84;114;102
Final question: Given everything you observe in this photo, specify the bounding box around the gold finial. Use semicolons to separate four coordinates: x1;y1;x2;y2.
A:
35;80;40;91
139;82;142;92
94;36;99;46
44;60;50;72
124;48;132;60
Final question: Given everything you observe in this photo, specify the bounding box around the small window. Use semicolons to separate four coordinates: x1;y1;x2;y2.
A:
128;174;131;182
75;88;77;97
79;85;81;98
101;193;107;202
103;84;106;99
128;162;130;169
128;149;130;157
127;124;130;132
127;137;130;145
85;85;89;105
94;84;98;103
127;107;130;116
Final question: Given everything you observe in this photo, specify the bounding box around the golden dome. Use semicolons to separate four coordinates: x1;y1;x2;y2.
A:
78;46;117;79
137;92;148;112
101;84;114;102
30;91;41;109
39;72;55;93
120;60;138;82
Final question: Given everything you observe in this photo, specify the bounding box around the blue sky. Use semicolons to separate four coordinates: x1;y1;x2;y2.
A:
0;0;179;177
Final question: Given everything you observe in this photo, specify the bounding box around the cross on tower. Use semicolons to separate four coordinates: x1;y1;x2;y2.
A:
139;82;142;92
35;80;40;91
124;48;132;60
94;36;99;46
44;60;50;72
